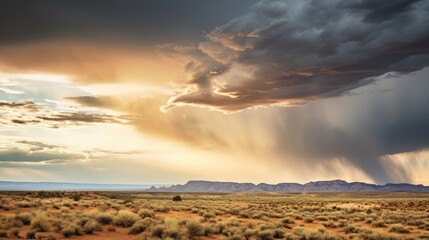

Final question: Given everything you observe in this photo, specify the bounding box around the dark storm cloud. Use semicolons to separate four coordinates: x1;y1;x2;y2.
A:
270;69;429;183
0;0;258;45
165;0;429;112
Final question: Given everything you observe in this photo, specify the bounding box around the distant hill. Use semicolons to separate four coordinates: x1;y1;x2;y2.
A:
148;180;429;193
1;180;427;192
0;181;169;191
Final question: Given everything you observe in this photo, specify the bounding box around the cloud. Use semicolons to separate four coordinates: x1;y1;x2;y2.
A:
16;140;60;151
0;0;257;45
68;68;429;183
0;100;38;111
0;1;258;84
65;96;110;108
164;0;429;112
0;148;83;163
37;112;124;124
0;100;129;127
67;95;231;149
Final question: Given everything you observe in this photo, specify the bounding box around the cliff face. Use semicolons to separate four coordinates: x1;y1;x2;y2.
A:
149;180;429;193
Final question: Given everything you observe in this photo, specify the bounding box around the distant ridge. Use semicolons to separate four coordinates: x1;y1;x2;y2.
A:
148;180;429;193
0;181;169;191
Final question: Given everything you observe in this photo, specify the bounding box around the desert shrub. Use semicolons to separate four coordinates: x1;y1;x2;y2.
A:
222;226;241;239
31;213;51;232
304;217;314;223
173;195;182;201
113;210;140;227
407;219;425;227
203;212;216;220
128;219;152;235
151;225;165;238
186;219;205;238
72;193;81;201
344;224;368;234
17;201;35;208
292;227;338;240
418;222;429;231
418;232;429;239
273;229;285;238
202;223;215;236
137;209;154;219
243;229;256;240
323;221;337;228
77;217;90;227
60;222;82;237
26;230;36;239
83;219;99;234
96;213;113;225
122;198;133;205
15;213;32;225
0;231;7;237
388;224;410;234
162;218;185;239
257;229;274;240
282;217;295;224
371;220;386;228
153;204;169;213
61;226;76;237
151;218;186;239
349;231;403;240
3;216;24;229
338;220;348;227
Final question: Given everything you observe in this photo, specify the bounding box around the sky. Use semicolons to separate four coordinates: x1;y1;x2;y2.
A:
0;0;428;185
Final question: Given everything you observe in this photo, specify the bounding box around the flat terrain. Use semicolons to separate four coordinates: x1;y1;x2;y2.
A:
0;191;428;240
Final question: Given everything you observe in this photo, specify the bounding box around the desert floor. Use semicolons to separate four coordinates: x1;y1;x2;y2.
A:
0;191;428;240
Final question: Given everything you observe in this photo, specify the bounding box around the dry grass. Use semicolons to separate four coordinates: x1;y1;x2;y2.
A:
0;191;427;239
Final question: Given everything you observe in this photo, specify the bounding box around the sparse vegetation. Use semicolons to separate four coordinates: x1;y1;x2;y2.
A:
113;210;140;227
31;212;51;232
0;191;427;239
388;224;410;234
173;195;182;201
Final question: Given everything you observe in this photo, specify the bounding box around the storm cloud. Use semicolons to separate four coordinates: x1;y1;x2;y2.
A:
0;0;257;45
270;69;429;183
0;0;428;185
69;68;429;183
165;0;429;112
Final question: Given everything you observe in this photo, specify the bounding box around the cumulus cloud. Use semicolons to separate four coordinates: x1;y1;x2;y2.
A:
164;0;429;112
